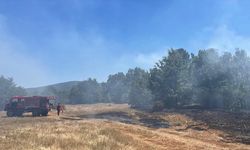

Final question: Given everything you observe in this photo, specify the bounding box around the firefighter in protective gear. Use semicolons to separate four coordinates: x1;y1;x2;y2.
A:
57;103;61;116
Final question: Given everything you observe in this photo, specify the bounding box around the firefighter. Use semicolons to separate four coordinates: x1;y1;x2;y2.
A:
57;103;61;116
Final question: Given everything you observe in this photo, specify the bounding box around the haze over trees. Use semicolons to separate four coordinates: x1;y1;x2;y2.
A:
150;48;250;111
2;48;250;111
0;76;26;109
68;69;153;109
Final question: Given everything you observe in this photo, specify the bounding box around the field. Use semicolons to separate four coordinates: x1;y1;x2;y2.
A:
0;103;250;150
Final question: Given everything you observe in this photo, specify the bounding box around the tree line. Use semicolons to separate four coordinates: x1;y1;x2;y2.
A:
43;48;250;111
1;48;250;111
67;68;153;109
150;48;250;111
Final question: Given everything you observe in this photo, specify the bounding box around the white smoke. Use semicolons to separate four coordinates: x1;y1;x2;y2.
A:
206;25;250;52
0;14;52;88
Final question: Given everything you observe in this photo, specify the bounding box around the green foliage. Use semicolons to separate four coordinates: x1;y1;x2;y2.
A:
150;48;192;108
106;73;129;103
0;76;26;109
126;68;153;109
69;78;105;104
66;69;152;108
150;48;250;111
5;48;249;112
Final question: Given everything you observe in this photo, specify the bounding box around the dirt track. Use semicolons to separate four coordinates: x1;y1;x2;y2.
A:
0;104;249;150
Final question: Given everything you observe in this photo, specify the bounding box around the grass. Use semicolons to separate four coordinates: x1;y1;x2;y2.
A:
0;119;153;150
0;104;250;150
0;105;133;150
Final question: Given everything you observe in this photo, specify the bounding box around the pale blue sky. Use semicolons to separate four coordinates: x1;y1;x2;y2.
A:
0;0;250;87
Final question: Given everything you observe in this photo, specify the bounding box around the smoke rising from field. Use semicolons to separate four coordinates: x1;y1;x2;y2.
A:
0;13;168;88
1;0;250;90
190;25;250;54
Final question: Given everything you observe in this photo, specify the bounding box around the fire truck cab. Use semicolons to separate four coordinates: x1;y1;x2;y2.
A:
4;96;55;117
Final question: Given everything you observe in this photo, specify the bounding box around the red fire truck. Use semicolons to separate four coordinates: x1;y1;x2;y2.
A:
4;96;56;117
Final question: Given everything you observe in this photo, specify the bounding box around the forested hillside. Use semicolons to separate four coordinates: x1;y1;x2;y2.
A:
26;81;80;103
2;48;250;111
26;81;80;96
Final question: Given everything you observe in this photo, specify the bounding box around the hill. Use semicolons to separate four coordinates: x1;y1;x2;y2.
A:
25;81;80;96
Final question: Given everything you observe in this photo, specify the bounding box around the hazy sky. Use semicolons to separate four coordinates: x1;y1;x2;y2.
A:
1;0;250;88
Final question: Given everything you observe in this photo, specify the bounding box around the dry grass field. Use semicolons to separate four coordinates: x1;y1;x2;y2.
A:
0;103;249;150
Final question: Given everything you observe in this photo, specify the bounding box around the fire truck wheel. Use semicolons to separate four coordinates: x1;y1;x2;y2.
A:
41;111;48;116
16;111;23;117
32;111;39;117
7;111;14;117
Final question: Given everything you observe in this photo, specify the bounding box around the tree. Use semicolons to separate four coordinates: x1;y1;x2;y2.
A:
0;76;26;110
106;73;129;103
150;48;191;108
126;68;153;109
191;49;223;108
228;49;250;111
69;78;103;104
149;48;250;111
43;86;71;103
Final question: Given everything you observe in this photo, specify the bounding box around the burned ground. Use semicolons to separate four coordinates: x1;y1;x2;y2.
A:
174;109;250;144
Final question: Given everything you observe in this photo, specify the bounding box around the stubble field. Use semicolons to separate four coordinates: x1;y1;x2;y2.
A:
0;103;249;150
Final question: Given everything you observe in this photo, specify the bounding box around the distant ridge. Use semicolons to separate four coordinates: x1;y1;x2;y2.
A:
25;81;80;96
